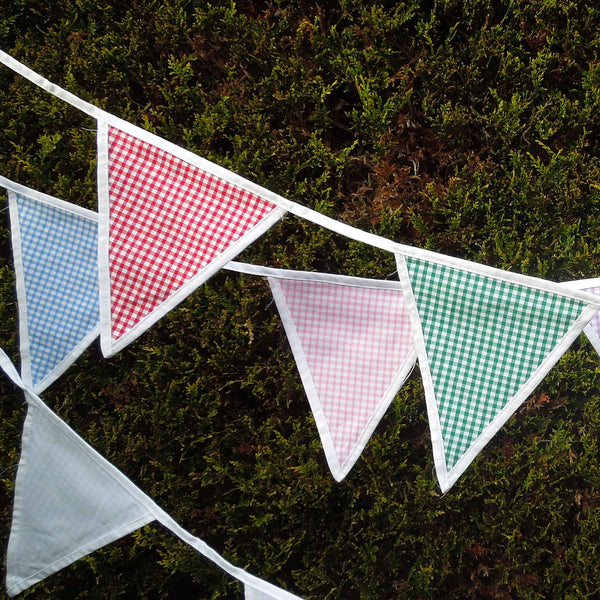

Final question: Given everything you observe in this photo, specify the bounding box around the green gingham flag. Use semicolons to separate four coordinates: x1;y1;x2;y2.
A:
404;256;590;489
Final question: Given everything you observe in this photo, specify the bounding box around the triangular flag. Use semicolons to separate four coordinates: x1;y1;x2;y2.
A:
97;122;286;356
563;279;600;355
6;393;155;597
5;390;304;599
268;270;416;480
6;183;99;393
398;254;598;492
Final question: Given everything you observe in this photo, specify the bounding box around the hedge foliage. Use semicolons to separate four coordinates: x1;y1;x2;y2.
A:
3;1;600;598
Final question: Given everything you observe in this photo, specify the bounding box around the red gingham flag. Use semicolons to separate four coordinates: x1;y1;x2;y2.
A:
107;126;278;342
270;276;415;479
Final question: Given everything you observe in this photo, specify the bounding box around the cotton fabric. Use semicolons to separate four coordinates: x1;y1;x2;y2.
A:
270;272;416;480
103;125;280;348
402;255;591;489
10;192;99;392
6;394;154;597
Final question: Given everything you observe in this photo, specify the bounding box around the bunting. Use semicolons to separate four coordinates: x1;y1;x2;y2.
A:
6;48;600;598
6;392;155;597
97;122;286;356
3;178;99;393
398;254;598;492
260;265;416;480
5;386;305;599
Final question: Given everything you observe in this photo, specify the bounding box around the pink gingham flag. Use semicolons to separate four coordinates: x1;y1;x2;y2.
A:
269;272;416;480
98;124;284;356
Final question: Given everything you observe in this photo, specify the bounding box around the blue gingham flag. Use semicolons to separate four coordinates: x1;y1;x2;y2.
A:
8;184;99;392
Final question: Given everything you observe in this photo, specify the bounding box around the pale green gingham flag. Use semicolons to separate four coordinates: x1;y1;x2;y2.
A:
5;393;156;597
397;254;599;492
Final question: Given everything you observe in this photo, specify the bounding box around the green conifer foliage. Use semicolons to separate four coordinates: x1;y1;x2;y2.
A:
3;1;600;598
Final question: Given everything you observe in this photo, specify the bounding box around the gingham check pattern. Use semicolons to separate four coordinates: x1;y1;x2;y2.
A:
276;278;414;464
406;257;587;469
16;194;99;388
108;126;277;340
582;286;600;339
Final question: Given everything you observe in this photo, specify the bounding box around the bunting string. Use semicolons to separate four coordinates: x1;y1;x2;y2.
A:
2;49;600;311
